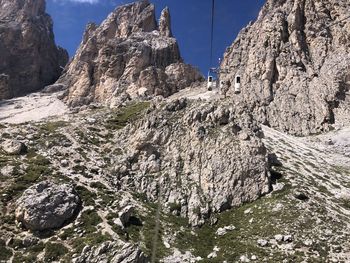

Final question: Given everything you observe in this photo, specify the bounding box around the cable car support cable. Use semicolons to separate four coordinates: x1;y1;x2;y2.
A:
210;0;215;67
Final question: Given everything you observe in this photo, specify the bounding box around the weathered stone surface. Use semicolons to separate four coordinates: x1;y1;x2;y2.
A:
112;100;270;226
1;139;26;155
0;0;68;100
15;181;80;231
73;241;147;263
58;0;202;107
220;0;350;135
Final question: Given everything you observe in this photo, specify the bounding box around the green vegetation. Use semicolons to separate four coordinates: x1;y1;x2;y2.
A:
11;242;45;263
164;179;299;262
44;242;68;262
70;231;111;254
0;240;13;261
90;182;107;190
13;252;38;263
105;102;150;130
76;185;97;206
168;202;182;213
339;198;350;210
4;153;51;200
39;121;67;133
59;227;75;240
80;209;102;233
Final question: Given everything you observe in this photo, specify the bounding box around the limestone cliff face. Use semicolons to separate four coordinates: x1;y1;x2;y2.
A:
113;100;270;226
221;0;350;135
58;0;203;107
0;0;68;100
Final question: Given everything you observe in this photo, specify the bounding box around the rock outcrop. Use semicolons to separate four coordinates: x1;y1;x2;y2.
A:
57;0;202;107
74;242;147;263
0;0;68;100
1;139;27;155
221;0;350;135
112;100;270;226
15;181;80;231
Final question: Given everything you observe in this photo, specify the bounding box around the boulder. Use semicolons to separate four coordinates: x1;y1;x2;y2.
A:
118;205;134;227
1;140;27;155
15;181;80;231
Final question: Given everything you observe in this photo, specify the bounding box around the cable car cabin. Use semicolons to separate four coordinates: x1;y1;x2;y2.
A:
207;74;217;91
234;75;241;94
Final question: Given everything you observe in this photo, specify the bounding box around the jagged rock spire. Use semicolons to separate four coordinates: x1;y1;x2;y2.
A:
159;6;173;37
58;1;202;107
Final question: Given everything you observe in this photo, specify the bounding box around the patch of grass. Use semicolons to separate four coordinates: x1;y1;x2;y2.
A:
80;209;102;233
27;242;45;254
13;253;38;263
318;185;332;196
0;240;12;261
39;121;67;133
168;202;182;213
72;165;87;174
170;181;298;262
59;227;75;240
105;102;150;130
70;231;111;254
99;192;115;207
4;154;52;200
8;238;24;250
339;199;350;210
44;242;68;262
90;182;107;190
76;185;97;206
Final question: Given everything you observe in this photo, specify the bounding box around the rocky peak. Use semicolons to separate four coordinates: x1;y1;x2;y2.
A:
0;0;46;20
58;1;202;107
0;0;68;100
159;7;172;37
220;0;350;135
99;0;156;40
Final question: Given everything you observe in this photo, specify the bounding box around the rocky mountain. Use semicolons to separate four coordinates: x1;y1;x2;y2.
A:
221;0;350;135
1;0;350;262
57;0;203;107
0;0;68;100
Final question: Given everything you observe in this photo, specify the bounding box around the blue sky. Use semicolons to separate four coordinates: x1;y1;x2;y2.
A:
47;0;265;75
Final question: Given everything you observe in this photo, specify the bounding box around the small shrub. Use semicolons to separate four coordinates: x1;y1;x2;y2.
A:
44;242;68;262
168;202;182;213
80;209;102;233
0;240;12;261
76;186;97;206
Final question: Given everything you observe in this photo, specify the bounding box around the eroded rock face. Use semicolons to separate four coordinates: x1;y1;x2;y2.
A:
15;181;80;231
0;0;68;100
112;100;270;226
220;0;350;135
58;0;202;107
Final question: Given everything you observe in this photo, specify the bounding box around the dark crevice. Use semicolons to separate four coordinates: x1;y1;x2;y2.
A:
269;58;279;102
281;18;289;43
322;81;349;126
